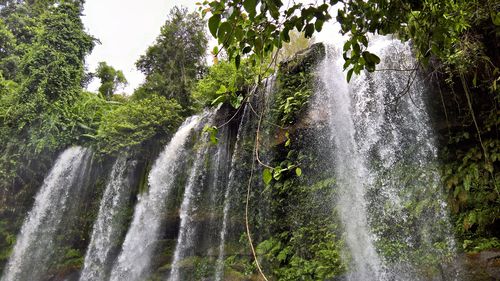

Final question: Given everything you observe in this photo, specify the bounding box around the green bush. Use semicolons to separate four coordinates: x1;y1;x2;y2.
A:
191;60;256;108
96;94;183;155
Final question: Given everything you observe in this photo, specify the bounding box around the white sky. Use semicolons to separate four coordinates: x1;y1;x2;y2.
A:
81;0;344;95
81;0;199;94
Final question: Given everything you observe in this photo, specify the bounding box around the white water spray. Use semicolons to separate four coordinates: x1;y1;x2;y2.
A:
1;147;91;281
109;116;201;281
80;155;134;281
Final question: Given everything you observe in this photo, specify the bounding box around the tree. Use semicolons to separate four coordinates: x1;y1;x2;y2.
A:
96;94;182;155
95;61;127;100
0;1;95;187
134;6;208;109
202;0;498;83
20;2;94;102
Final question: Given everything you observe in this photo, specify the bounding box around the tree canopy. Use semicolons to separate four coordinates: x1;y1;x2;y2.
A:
134;6;208;110
95;61;127;100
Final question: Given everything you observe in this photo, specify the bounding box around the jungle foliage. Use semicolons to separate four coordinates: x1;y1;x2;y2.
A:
0;3;205;271
134;6;208;110
95;61;127;100
0;0;499;278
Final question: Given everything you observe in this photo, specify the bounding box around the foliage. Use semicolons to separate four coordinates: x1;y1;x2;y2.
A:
199;0;331;74
95;61;127;100
463;237;500;253
258;135;346;280
443;137;500;243
201;0;499;84
192;60;256;108
262;44;323;188
274;70;312;126
0;2;95;183
0;220;15;272
95;94;183;155
135;6;208;109
20;2;94;102
257;230;345;281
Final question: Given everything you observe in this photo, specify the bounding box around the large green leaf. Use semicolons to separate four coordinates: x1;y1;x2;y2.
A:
263;168;273;185
208;14;221;38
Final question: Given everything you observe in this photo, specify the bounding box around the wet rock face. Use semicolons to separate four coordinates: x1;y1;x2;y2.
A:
279;42;325;74
273;43;327;146
463;250;500;281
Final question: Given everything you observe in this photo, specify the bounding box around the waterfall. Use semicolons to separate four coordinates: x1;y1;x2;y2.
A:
109;116;201;281
214;79;274;281
1;146;92;281
318;45;385;281
168;113;216;281
80;155;135;281
316;37;458;280
214;105;251;281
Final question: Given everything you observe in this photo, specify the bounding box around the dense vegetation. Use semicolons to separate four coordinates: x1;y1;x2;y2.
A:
0;0;498;279
0;1;207;272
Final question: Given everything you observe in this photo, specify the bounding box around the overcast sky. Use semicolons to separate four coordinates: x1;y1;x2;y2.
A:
81;0;199;94
81;0;343;94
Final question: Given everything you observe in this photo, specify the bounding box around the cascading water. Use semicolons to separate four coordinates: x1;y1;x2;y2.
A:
109;116;201;281
316;37;458;280
80;155;135;281
214;105;250;281
317;44;385;281
168;112;217;281
1;146;92;281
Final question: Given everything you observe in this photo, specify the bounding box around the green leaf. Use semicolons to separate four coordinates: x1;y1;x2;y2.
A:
295;167;302;176
315;20;324;32
211;94;226;105
230;94;243;108
235;54;241;69
296;19;304;32
346;68;354;82
210;132;218;145
234;27;244;41
359;35;368;47
203;125;219;145
81;133;97;140
304;23;315;38
343;41;351;52
268;2;280;19
216;85;227;94
364;52;380;64
243;0;257;16
281;28;291;42
217;22;232;44
492;12;500;26
263;168;273;185
273;168;282;180
208;15;221;38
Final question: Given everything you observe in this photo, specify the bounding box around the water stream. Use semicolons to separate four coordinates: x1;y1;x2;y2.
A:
80;155;135;281
316;38;458;280
1;147;92;281
213;105;250;281
109;116;201;281
168;112;218;281
318;44;385;281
